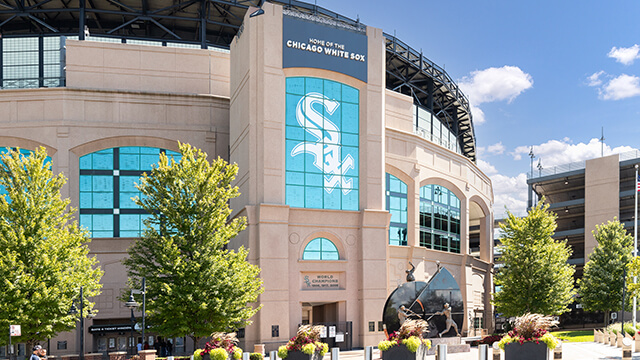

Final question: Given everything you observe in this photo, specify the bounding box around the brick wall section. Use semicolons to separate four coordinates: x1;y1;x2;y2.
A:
139;349;157;360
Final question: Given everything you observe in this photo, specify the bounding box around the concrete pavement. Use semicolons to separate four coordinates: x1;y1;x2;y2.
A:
302;342;640;360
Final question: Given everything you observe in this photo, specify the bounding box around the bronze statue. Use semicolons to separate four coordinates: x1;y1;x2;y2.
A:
406;262;415;282
434;303;460;337
397;305;421;325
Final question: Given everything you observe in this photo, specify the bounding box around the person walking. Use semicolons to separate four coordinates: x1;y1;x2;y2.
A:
166;339;173;357
30;346;43;360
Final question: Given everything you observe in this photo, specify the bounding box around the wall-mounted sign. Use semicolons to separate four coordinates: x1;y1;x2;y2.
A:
302;273;341;290
9;325;21;336
89;324;133;333
283;15;368;83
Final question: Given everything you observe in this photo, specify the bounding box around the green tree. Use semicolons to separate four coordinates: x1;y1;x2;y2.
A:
493;200;576;317
0;147;102;350
123;143;263;347
579;219;633;324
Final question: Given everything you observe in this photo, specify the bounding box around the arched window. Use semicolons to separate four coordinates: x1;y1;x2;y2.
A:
419;184;461;253
0;148;52;197
386;173;408;246
79;146;181;238
302;238;340;260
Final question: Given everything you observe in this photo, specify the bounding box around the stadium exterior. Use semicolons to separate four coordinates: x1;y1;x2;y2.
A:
0;0;494;356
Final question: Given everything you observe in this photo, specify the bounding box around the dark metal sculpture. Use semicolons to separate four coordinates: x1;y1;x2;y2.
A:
405;262;415;282
382;265;463;337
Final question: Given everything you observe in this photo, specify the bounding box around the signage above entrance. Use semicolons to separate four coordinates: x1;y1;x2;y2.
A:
302;273;342;290
283;15;368;83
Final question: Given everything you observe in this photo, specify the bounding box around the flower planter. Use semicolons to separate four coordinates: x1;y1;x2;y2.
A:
380;344;427;360
504;342;549;360
284;350;322;360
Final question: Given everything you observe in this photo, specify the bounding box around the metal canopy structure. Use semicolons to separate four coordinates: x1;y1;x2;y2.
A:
0;0;476;161
0;0;263;48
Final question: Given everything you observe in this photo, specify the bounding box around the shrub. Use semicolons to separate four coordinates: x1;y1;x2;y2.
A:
377;320;431;353
480;335;503;345
277;325;329;359
249;353;263;360
210;348;228;360
497;313;560;350
605;322;637;337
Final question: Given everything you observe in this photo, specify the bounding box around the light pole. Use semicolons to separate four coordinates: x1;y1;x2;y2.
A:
68;287;85;360
634;164;638;328
125;278;146;353
528;147;535;209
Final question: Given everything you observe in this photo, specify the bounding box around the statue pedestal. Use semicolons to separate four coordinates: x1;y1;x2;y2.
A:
425;337;470;355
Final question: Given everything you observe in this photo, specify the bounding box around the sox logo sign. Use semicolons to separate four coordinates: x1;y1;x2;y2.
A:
291;92;355;194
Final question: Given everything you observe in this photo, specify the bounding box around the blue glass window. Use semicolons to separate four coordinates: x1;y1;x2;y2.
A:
285;77;359;211
386;173;408;246
79;146;180;238
419;184;461;253
302;238;340;260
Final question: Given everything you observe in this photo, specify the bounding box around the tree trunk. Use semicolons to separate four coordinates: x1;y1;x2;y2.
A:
190;336;202;353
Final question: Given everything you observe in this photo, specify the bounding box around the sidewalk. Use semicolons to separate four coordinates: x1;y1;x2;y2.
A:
307;342;640;360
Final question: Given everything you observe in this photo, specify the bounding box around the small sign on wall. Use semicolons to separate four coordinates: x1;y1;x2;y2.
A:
301;273;342;290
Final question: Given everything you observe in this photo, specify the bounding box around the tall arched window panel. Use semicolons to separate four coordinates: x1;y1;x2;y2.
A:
302;238;340;260
386;173;408;246
0;148;52;197
419;184;461;253
79;146;181;238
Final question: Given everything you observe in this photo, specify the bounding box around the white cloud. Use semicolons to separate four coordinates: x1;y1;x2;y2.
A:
477;159;498;175
587;71;605;87
487;142;506;155
601;74;640;100
459;66;533;104
512;138;637;170
459;66;533;126
492;173;529;218
470;104;486;124
608;44;640;65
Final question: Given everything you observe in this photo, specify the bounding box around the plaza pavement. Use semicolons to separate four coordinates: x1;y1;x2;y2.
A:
290;342;640;360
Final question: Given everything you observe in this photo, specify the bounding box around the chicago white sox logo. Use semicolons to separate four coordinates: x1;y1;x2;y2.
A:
291;92;355;194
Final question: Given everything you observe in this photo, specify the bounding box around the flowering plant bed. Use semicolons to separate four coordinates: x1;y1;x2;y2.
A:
378;320;431;360
497;314;560;360
277;325;329;360
194;332;243;360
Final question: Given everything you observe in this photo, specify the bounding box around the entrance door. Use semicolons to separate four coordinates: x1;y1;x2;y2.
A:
301;302;352;351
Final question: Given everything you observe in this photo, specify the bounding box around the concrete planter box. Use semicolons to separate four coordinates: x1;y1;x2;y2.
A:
284;351;322;360
504;342;549;360
380;344;427;360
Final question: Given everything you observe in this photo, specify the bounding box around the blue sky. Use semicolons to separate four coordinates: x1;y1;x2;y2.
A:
315;0;640;217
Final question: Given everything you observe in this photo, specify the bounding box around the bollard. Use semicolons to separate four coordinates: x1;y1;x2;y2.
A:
331;348;339;360
269;351;277;360
635;333;640;353
610;332;616;346
622;337;632;360
243;352;250;360
364;346;372;360
617;332;623;348
553;342;562;360
492;342;500;360
478;344;488;360
435;344;447;360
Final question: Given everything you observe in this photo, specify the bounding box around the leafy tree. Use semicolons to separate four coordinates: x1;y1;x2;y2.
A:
579;219;633;323
0;147;102;350
493;200;576;317
123;143;263;347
